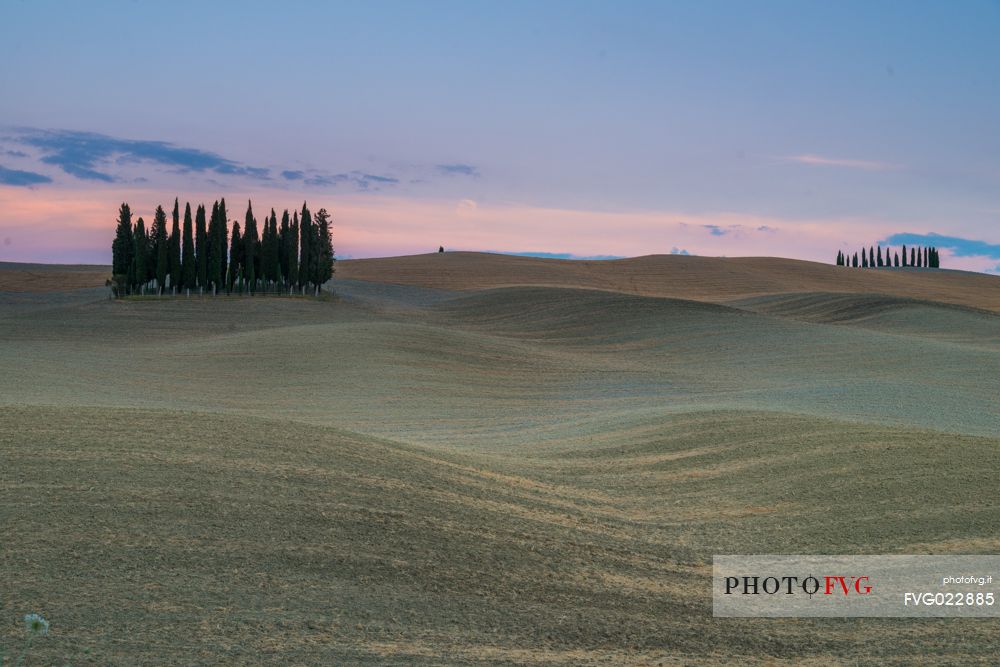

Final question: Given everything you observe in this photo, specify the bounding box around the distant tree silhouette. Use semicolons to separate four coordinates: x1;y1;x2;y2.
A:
439;246;445;253
112;203;134;286
894;252;899;267
836;250;844;266
133;217;149;294
279;209;290;283
169;198;181;293
314;208;335;293
876;246;883;267
228;221;242;292
218;198;229;289
299;203;313;293
207;201;221;293
195;204;208;290
287;210;299;289
244;201;258;293
151;205;169;294
862;251;869;268
181;203;195;290
852;252;858;268
902;244;908;267
910;246;916;266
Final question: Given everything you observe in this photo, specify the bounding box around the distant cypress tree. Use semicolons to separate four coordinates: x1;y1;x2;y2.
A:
151;205;169;294
112;202;134;280
288;210;299;288
279;209;290;283
218;198;229;289
244;201;257;293
862;251;869;268
169;198;181;292
902;244;908;266
894;252;899;267
208;201;224;292
133;218;149;294
868;246;874;268
836;250;843;266
314;208;334;292
299;203;312;291
267;210;280;284
876;246;883;267
852;252;858;268
181;203;196;290
910;246;916;266
196;204;208;289
228;221;242;292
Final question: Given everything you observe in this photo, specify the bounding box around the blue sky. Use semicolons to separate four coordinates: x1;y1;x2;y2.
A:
1;0;999;270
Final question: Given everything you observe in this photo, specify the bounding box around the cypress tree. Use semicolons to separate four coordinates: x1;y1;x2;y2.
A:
218;198;229;289
314;207;334;292
152;205;169;294
923;246;928;267
299;203;312;291
268;210;280;283
868;246;874;268
181;203;196;290
894;252;899;267
910;246;916;266
836;250;843;266
862;249;868;268
288;211;299;288
902;244;908;266
169;198;181;292
196;204;208;289
876;246;883;267
852;252;858;268
208;201;223;292
228;221;242;292
279;210;290;283
133;218;149;294
112;202;134;279
244;201;257;293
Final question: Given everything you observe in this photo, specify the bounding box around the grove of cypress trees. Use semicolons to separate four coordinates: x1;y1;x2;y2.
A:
112;202;134;280
181;203;196;290
169;198;181;293
196;204;208;290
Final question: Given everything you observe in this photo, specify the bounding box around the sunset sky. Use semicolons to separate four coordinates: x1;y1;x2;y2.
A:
2;1;999;272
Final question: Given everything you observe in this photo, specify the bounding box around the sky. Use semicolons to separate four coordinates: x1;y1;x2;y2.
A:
1;0;999;272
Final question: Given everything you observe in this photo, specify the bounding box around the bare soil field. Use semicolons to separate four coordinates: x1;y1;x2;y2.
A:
0;261;110;293
1;254;999;664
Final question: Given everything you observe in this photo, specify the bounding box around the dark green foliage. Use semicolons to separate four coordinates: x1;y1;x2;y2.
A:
894;252;899;267
181;203;196;290
876;246;883;267
207;201;224;292
836;250;843;266
152;205;169;293
218;198;229;288
288;211;299;288
902;245;908;266
169;198;181;292
862;250;869;268
299;203;312;290
868;246;874;268
279;210;290;282
112;203;134;278
314;208;335;291
910;246;916;266
196;204;208;288
228;221;242;291
244;201;258;293
267;210;280;283
852;252;858;268
133;218;149;293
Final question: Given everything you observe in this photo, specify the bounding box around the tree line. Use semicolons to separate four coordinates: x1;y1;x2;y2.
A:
835;245;940;269
111;199;334;296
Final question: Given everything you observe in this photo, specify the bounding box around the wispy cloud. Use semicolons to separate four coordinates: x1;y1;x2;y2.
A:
503;251;622;260
784;153;899;172
0;165;52;186
437;163;480;177
880;232;1000;259
7;127;271;183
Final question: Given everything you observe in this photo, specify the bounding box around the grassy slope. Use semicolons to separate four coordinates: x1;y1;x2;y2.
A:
1;255;999;664
339;252;1000;311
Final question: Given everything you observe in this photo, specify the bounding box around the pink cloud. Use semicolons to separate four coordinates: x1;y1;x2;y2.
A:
784;154;900;172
